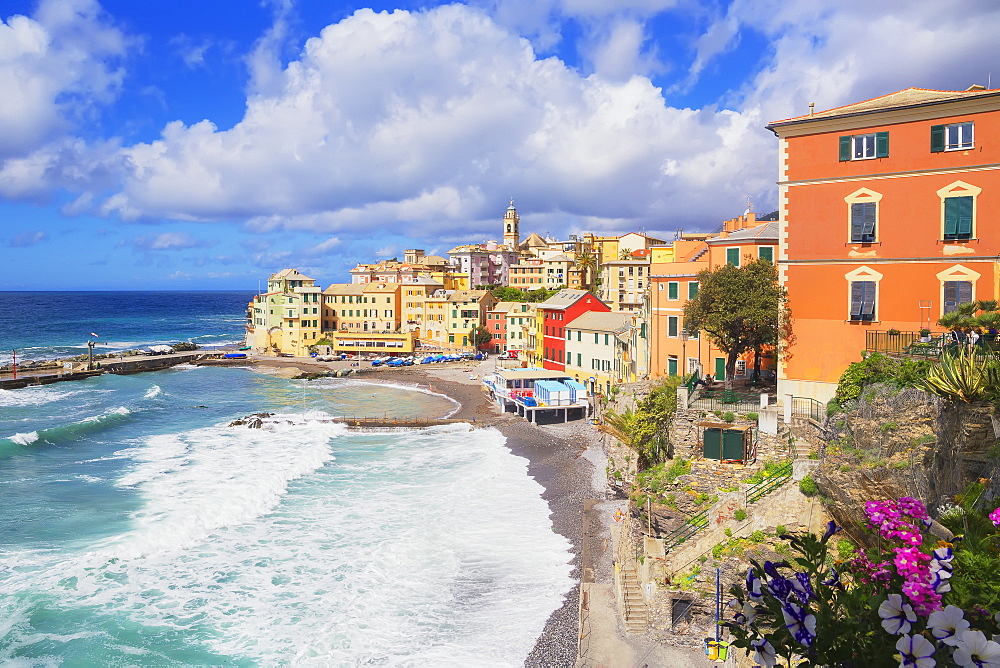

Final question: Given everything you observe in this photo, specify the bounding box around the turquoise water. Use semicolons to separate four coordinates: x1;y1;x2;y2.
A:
0;366;574;665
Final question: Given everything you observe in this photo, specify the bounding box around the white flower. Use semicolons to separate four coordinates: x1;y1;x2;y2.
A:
927;605;970;646
953;630;1000;668
751;637;777;667
880;594;917;635
896;633;936;668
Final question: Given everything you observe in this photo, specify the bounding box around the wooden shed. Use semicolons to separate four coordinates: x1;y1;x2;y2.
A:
697;422;754;463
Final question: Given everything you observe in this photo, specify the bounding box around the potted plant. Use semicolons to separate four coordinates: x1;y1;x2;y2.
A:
919;328;931;342
887;328;900;336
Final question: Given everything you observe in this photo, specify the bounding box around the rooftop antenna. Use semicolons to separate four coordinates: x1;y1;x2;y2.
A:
745;195;754;216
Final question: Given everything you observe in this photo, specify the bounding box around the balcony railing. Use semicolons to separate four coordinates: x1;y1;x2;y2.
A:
865;330;946;358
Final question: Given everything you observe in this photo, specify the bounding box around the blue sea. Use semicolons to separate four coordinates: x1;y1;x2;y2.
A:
0;292;574;666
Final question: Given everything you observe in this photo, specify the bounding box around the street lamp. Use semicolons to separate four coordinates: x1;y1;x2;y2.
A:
680;331;689;378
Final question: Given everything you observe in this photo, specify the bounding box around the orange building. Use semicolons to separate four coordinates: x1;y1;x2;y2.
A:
647;213;777;380
767;86;1000;401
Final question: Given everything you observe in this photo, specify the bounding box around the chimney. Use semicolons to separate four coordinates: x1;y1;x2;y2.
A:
809;102;815;116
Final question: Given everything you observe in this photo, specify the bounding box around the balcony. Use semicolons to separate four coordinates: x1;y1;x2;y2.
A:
864;330;946;358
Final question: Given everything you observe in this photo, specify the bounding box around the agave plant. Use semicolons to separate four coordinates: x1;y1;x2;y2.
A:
920;347;1000;403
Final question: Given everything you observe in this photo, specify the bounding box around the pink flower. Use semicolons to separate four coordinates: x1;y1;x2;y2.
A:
990;507;1000;528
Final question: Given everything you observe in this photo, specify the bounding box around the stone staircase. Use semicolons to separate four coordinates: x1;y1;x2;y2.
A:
620;563;649;633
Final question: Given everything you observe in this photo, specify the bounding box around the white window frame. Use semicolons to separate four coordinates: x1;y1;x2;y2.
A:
852;134;876;160
946;122;974;151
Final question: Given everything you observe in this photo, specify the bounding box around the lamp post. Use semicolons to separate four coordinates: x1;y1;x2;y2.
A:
680;331;689;377
11;349;16;380
87;340;96;370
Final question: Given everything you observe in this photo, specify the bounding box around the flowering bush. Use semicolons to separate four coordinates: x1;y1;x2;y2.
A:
725;495;1000;667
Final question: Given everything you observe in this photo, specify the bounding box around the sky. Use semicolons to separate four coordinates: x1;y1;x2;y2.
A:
2;0;1000;290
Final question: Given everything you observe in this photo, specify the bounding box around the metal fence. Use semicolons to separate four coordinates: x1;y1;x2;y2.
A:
865;330;948;358
745;461;793;504
689;389;765;414
790;396;825;422
662;508;710;553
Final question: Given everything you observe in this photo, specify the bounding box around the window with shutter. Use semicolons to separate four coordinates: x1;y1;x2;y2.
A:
851;202;876;242
758;247;774;262
688;282;699;299
943;197;973;240
668;316;678;337
850;281;876;321
668;282;679;299
726;248;740;266
943;281;973;314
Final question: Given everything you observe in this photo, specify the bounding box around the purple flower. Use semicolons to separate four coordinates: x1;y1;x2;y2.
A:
879;594;917;634
954;630;1000;667
768;576;794;602
747;568;763;601
821;569;841;587
751;637;777;667
896;633;936;668
822;520;841;541
990;507;1000;528
790;572;813;602
928;605;970;647
782;603;817;647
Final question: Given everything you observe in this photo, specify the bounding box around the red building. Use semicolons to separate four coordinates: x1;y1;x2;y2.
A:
538;289;610;370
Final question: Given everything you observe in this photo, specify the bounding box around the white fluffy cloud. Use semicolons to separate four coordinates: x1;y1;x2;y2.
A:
106;4;772;239
0;0;127;160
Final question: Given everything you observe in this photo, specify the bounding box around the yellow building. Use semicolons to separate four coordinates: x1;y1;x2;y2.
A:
246;269;323;356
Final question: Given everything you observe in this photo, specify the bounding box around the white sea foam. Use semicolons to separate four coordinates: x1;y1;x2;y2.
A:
0;387;81;407
8;432;39;446
0;424;573;665
143;385;162;399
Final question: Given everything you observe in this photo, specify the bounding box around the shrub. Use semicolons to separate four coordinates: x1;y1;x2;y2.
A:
799;474;819;496
723;411;735;423
712;543;725;559
833;352;932;403
734;508;747;521
744;412;759;421
749;530;767;543
775;524;787;536
724;527;733;537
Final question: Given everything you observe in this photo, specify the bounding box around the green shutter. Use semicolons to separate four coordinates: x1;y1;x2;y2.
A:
759;246;773;262
930;125;945;153
944;197;972;238
668;282;678;299
688;282;699;299
668;317;678;337
875;131;889;158
839;135;851;161
727;248;740;266
956;196;973;237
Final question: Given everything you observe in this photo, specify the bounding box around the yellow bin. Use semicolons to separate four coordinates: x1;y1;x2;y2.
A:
706;641;719;660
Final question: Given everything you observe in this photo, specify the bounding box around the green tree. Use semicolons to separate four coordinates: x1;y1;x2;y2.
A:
491;286;527;302
619;248;634;260
683;257;793;388
525;287;559;302
472;326;492;349
574;249;598;290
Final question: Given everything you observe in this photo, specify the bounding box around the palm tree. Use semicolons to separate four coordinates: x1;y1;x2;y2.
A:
575;249;598;290
619;248;634;260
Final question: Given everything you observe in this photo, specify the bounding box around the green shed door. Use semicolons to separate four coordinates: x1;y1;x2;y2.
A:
703;428;723;460
715;357;726;381
668;358;678;376
722;430;745;460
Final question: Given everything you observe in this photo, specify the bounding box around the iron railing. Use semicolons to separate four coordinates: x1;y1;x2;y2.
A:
865;331;948;358
662;508;710;552
689;389;765;414
791;396;825;422
746;461;793;504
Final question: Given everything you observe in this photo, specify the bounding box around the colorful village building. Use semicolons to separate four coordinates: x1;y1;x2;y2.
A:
246;268;323;356
537;289;611;371
647;212;778;381
767;86;1000;401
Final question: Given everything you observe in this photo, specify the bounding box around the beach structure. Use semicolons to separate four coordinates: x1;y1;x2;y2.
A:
482;367;590;423
767;85;1000;401
646;211;778;381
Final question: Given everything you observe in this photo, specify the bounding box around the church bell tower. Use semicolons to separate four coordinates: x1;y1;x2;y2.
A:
503;199;520;249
